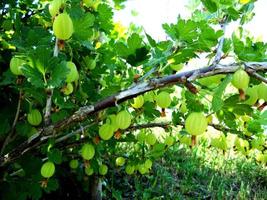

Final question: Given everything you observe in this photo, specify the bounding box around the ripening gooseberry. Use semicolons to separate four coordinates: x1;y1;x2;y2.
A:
125;165;135;175
144;159;152;169
231;69;250;90
185;112;207;135
131;95;144;109
63;83;73;95
66;61;79;83
115;110;131;130
165;136;174;146
99;164;108;175
41;161;55;178
115;157;125;166
145;133;157;145
244;86;258;105
155;91;171;108
81;143;95;160
27;109;42;126
85;167;94;176
257;83;267;101
49;0;65;18
99;123;114;140
69;159;79;169
10;57;25;75
53;13;73;40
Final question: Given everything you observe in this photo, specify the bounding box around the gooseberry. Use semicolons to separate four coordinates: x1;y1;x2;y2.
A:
10;57;24;75
63;83;73;95
155;91;171;108
69;159;79;169
116;110;131;130
85;167;94;176
99;123;114;140
115;157;125;166
81;143;95;160
66;61;79;83
27;109;42;126
164;136;174;146
41;161;55;178
231;69;250;90
145;133;157;145
49;0;65;18
99;164;108;175
257;83;267;101
53;13;73;40
131;95;144;109
185;112;207;135
125;165;135;175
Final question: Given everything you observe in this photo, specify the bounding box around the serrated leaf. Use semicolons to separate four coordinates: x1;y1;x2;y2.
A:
21;64;45;88
128;33;142;53
47;61;69;88
212;75;231;112
201;0;218;13
73;13;95;40
97;4;114;32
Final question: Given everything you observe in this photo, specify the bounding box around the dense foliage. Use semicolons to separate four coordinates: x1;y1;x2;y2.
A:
0;0;266;199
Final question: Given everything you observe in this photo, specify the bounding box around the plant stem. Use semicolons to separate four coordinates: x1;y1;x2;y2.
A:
0;89;22;155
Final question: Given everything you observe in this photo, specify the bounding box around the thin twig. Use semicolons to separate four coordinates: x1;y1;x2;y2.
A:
212;16;228;65
44;38;59;126
0;89;22;155
246;67;267;84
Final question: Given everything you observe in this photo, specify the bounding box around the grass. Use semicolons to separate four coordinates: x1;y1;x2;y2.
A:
106;144;267;200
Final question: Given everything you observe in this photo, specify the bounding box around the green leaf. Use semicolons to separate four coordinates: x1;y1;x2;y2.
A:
97;4;114;32
48;148;62;164
128;33;143;53
201;0;218;13
16;122;32;137
73;13;95;41
247;120;263;134
212;75;231;112
47;61;69;88
27;182;42;200
51;110;69;123
185;91;204;112
231;104;253;115
145;33;157;47
21;64;45;88
44;178;59;193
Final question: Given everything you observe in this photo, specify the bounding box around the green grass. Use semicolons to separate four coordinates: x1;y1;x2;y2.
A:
106;144;267;200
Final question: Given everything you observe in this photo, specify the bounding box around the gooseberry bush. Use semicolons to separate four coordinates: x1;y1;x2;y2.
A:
0;0;267;199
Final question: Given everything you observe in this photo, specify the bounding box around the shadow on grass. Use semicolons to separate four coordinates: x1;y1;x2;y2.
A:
108;145;267;200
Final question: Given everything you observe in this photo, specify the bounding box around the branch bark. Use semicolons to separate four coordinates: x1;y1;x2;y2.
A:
1;61;267;166
44;38;59;126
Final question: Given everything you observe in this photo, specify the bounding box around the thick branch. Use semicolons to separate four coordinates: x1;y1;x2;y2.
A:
1;61;267;166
